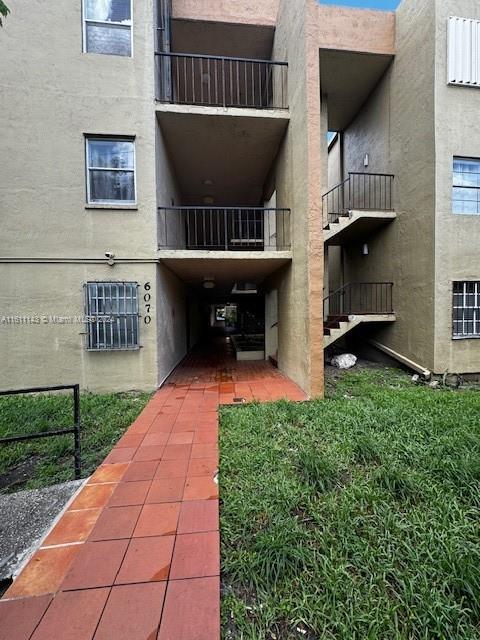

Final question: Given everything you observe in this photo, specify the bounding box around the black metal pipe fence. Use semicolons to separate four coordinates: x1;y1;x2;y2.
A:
155;51;288;109
0;384;81;479
158;206;291;251
322;173;395;225
324;282;394;319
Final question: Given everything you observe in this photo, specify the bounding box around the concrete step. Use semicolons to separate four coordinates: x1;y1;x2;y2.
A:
324;313;396;349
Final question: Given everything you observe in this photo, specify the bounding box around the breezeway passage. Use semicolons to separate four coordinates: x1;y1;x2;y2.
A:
0;340;306;640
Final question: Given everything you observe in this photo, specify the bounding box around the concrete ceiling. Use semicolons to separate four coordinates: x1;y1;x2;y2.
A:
157;110;288;206
161;255;290;294
171;19;274;60
320;49;393;131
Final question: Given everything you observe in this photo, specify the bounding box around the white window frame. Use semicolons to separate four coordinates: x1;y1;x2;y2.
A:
85;281;140;351
85;136;137;206
452;156;480;215
82;0;133;58
452;281;480;339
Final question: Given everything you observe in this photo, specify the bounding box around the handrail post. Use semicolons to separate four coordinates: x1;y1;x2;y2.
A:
224;208;228;250
0;384;82;481
222;58;226;107
73;384;81;480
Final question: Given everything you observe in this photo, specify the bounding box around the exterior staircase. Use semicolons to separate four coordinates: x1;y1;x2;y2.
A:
324;313;396;348
323;283;396;348
322;172;396;245
324;209;396;245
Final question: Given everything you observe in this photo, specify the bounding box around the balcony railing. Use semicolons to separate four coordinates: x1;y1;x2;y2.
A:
155;52;288;109
158;207;291;251
322;172;394;226
324;282;394;318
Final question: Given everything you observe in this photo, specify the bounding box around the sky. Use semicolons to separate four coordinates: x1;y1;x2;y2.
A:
320;0;400;10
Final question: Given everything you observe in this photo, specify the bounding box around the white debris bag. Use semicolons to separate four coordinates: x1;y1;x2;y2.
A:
331;353;357;369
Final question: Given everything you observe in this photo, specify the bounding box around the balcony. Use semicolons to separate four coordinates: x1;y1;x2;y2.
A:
323;172;396;245
158;207;291;252
155;52;288;109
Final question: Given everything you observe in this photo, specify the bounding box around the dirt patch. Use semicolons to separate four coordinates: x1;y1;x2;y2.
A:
0;456;41;492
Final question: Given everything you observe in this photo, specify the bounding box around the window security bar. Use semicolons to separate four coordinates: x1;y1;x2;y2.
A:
453;281;480;338
84;282;140;351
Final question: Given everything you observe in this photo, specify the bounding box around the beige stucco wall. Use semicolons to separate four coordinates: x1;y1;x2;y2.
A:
156;264;187;385
156;121;181;211
0;263;158;392
432;0;480;373
327;135;342;188
0;0;193;391
316;5;395;55
326;135;343;293
0;0;157;260
338;0;480;374
270;0;324;397
340;0;437;372
172;0;279;27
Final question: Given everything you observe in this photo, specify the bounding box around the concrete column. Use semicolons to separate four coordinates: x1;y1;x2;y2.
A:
320;91;330;199
324;245;330;318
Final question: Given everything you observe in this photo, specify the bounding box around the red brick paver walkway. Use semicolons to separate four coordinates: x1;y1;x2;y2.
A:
0;340;306;640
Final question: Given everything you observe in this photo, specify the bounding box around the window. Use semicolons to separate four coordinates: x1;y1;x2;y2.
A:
83;0;132;57
453;158;480;214
85;282;139;350
453;281;480;338
86;137;136;205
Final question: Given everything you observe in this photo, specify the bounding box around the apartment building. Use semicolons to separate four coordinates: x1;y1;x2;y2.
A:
0;0;478;397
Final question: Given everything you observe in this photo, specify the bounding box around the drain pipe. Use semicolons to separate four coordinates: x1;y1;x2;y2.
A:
368;339;431;378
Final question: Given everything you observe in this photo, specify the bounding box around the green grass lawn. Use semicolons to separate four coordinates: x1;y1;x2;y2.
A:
220;367;480;639
0;391;152;491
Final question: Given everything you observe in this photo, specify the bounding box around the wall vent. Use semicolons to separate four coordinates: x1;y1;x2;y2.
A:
448;16;480;87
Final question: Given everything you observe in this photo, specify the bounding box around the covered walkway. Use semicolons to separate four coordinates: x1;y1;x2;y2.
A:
0;340;306;640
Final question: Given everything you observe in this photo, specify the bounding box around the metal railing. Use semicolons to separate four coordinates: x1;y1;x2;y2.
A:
0;384;81;479
158;206;291;251
322;172;394;226
324;282;394;319
155;52;288;109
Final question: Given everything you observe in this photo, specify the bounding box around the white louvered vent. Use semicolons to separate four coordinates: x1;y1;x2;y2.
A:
448;16;480;87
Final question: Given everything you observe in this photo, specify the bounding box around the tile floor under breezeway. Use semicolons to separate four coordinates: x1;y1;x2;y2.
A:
0;339;306;640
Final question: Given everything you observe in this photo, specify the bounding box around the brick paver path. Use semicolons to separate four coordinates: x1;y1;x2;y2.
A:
0;341;306;639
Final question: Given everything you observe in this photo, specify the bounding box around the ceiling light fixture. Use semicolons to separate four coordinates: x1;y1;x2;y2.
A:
203;277;215;289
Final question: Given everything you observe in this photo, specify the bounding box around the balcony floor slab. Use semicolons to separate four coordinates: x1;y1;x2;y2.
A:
158;251;291;290
324;210;396;246
155;102;290;120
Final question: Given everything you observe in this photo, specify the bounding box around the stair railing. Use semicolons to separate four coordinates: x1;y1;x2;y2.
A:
323;282;394;320
322;173;395;228
322;177;351;227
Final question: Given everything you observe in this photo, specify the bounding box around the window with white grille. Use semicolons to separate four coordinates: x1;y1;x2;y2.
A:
448;16;480;87
83;0;133;57
453;281;480;338
85;282;139;350
453;157;480;214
